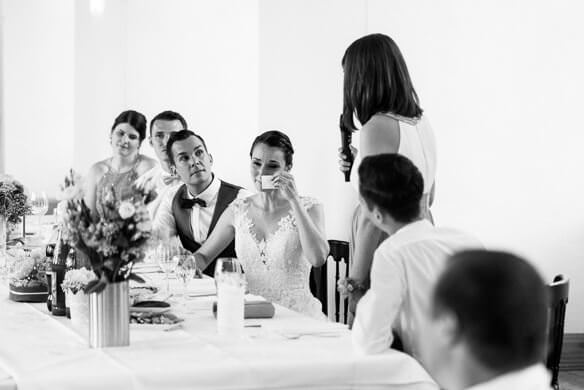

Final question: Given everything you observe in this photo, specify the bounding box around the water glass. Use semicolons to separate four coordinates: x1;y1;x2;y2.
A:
175;254;197;296
157;243;179;295
214;258;246;339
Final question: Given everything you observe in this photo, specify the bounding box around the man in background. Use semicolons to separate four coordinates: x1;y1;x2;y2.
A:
136;110;188;218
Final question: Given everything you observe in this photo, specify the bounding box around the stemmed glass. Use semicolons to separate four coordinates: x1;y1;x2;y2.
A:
29;191;49;239
175;252;198;297
157;242;179;296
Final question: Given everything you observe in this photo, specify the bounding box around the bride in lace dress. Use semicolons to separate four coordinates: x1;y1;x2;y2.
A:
192;131;329;319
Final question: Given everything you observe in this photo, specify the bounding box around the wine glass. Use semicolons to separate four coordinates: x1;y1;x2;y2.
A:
157;242;179;296
30;191;49;238
175;253;197;297
214;258;246;338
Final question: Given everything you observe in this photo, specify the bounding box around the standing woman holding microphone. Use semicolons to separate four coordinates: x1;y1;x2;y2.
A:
339;34;437;326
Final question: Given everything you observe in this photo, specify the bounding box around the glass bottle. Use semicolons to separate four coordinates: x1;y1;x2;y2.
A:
51;229;69;316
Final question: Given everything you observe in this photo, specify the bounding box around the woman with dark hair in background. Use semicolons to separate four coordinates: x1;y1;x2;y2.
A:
84;110;157;215
338;34;437;325
193;130;329;319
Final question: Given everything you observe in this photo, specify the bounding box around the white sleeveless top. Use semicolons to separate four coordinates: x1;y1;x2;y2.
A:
352;113;437;195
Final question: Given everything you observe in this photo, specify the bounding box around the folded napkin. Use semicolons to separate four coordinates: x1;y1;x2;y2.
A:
213;295;275;319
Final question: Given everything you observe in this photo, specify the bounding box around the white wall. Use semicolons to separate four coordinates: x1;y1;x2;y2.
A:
1;0;75;192
124;0;259;189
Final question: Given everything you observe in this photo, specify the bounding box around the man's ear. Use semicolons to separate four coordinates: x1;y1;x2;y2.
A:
149;137;153;148
437;311;459;346
372;206;384;224
209;154;213;165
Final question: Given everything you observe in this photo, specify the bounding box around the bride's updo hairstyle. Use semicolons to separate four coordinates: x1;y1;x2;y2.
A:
249;130;295;167
111;110;147;142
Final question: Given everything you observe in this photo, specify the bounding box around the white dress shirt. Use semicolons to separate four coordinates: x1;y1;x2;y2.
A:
135;165;182;220
352;219;482;357
153;176;249;243
466;364;551;390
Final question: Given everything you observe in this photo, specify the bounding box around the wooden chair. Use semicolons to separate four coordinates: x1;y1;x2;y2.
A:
309;240;350;323
546;274;569;390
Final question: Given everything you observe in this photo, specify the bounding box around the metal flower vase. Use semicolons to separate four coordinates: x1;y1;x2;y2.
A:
89;280;130;348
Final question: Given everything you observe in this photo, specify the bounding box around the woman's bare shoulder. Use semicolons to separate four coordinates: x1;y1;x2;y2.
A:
87;159;109;179
361;114;400;156
137;155;158;175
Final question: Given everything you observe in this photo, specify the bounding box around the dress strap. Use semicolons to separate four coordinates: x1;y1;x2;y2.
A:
379;111;419;126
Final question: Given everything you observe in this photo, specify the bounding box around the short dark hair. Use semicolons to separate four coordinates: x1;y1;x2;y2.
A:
249;130;294;167
342;33;423;130
111;110;147;142
433;250;548;372
358;153;423;223
149;110;188;136
166;130;209;165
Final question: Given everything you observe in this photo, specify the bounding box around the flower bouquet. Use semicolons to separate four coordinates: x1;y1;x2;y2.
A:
59;170;155;347
0;175;31;259
61;177;154;293
7;247;49;302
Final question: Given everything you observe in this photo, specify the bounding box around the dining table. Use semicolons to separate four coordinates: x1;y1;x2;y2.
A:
0;264;438;390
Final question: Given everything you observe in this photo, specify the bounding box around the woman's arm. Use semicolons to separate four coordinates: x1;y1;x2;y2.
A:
289;198;329;267
274;172;329;267
193;206;236;273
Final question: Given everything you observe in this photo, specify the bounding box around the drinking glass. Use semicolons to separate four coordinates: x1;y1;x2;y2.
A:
157;242;179;295
214;258;246;338
30;191;49;238
175;253;197;296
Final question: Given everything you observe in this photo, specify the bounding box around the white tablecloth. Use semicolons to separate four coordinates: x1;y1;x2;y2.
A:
0;279;438;390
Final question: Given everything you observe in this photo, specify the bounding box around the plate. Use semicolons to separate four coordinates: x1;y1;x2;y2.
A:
130;306;171;314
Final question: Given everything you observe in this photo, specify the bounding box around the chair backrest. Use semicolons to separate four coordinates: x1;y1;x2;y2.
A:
328;240;350;323
309;239;350;323
546;274;569;390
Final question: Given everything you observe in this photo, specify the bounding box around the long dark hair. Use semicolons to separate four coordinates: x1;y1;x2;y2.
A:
342;33;423;130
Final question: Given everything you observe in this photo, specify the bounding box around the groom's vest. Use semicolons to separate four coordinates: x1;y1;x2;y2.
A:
171;180;241;277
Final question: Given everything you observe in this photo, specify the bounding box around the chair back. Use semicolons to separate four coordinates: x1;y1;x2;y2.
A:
309;240;350;323
546;274;569;390
328;240;350;323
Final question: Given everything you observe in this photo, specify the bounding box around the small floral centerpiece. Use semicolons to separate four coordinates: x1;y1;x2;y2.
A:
0;174;31;224
61;268;98;295
8;247;49;302
61;172;155;294
0;175;31;259
62;267;97;331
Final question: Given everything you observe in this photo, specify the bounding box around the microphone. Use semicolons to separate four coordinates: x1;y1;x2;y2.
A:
339;114;353;182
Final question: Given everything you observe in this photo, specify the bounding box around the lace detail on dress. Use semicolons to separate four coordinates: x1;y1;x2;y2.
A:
232;196;324;320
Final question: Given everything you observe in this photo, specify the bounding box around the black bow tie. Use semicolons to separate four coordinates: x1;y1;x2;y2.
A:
179;197;207;208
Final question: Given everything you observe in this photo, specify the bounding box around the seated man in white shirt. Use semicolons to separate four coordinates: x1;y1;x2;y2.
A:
135;110;188;218
351;153;482;357
418;250;551;390
153;130;249;276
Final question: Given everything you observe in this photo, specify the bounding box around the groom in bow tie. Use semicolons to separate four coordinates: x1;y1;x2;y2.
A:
153;130;249;276
135;110;188;218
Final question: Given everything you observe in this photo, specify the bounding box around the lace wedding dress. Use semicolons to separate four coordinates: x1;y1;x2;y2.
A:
231;197;325;320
